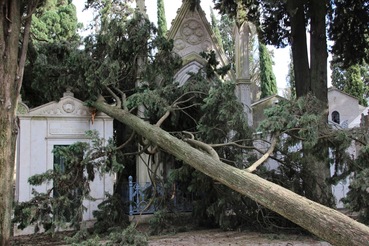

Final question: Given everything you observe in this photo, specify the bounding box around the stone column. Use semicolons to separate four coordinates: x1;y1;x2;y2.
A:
234;21;253;126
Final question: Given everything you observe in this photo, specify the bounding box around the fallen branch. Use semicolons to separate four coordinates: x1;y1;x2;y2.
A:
93;101;369;246
183;131;220;160
246;133;278;173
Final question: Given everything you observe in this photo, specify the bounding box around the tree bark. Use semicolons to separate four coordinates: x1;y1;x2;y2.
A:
304;0;332;207
310;0;328;104
92;101;369;246
287;0;332;207
0;1;22;245
286;0;310;98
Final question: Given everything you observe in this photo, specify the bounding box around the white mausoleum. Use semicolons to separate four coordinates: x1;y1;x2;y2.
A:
15;90;114;235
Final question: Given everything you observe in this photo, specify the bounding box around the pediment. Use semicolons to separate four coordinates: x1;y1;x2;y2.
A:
24;95;91;117
168;1;230;73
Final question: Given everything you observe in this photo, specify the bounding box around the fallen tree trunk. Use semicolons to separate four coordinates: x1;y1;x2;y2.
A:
93;101;369;245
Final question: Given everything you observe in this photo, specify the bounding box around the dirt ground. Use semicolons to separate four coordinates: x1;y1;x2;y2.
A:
11;229;331;246
148;229;331;246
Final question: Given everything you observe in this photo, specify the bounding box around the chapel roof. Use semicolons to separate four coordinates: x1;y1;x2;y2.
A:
167;0;230;71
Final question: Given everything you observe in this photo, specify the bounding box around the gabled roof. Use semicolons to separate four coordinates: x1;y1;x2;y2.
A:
349;107;369;128
251;94;285;108
167;0;230;73
17;91;109;118
328;86;362;104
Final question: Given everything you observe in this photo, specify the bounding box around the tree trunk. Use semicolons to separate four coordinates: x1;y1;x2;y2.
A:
0;1;22;245
303;0;332;207
92;101;369;246
310;0;328;104
286;0;310;98
287;0;332;207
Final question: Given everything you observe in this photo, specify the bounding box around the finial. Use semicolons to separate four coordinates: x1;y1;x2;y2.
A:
63;87;74;97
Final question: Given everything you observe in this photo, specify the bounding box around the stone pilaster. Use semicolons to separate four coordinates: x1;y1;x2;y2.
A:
234;22;253;126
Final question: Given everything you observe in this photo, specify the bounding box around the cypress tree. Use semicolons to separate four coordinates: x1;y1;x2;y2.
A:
331;61;368;106
157;0;167;37
286;48;296;99
344;64;368;106
259;43;277;98
210;7;223;49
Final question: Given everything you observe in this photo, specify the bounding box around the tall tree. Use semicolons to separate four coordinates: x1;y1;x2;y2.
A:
213;0;369;102
0;1;47;244
285;48;296;100
31;0;80;43
217;13;234;62
210;7;223;49
212;0;369;207
331;61;368;106
22;0;81;107
157;0;167;37
328;0;369;68
259;43;277;98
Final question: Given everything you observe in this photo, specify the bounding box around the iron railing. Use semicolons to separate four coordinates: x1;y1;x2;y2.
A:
123;176;193;215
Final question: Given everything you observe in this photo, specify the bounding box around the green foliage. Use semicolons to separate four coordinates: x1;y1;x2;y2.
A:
157;0;167;37
342;140;369;224
12;131;122;234
198;80;251;148
259;43;277;98
82;12;150;100
217;14;235;63
328;0;369;67
23;41;87;107
65;229;101;245
257;95;363;205
210;8;223;50
22;0;82;107
258;95;325;147
65;224;148;246
286;48;296;100
70;236;102;246
214;0;369;64
31;0;81;43
200;50;231;79
148;209;192;235
164;76;272;230
92;193;129;234
106;224;148;246
331;61;368;106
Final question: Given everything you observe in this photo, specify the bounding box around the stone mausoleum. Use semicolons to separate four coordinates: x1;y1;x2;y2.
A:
15;90;114;235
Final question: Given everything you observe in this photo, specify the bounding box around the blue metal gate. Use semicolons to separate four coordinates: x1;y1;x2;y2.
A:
123;176;193;215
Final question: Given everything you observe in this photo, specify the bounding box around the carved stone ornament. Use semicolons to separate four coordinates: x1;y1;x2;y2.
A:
201;39;212;51
62;100;76;113
174;38;186;51
181;19;204;45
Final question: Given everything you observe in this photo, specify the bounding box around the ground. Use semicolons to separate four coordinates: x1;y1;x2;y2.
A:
11;229;331;245
149;229;331;246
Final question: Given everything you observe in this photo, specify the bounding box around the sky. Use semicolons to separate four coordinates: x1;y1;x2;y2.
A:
73;0;290;90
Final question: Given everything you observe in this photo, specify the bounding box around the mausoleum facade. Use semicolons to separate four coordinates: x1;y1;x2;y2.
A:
15;90;114;235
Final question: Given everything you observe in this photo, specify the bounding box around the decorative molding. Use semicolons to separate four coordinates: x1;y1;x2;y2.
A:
17;102;29;115
174;60;204;86
174;38;187;51
181;19;204;45
62;100;76;113
167;0;232;82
